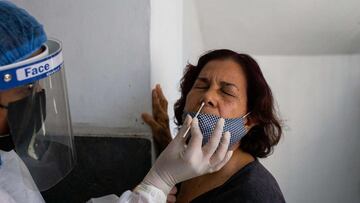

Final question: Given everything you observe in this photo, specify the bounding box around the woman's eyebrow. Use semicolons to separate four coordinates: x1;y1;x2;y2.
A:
196;77;209;83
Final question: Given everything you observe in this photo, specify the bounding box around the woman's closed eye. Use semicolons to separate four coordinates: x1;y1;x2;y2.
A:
194;80;209;89
220;82;239;97
221;89;236;97
194;85;237;97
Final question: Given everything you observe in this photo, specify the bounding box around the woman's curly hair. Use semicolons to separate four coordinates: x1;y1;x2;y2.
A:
174;49;282;158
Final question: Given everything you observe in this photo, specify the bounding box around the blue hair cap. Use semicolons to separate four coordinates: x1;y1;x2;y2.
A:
0;1;47;66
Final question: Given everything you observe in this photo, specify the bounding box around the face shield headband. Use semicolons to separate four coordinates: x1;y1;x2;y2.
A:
0;39;63;91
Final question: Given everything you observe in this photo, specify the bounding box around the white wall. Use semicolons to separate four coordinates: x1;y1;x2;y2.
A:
12;0;151;130
150;0;183;134
194;0;360;55
183;0;205;66
256;54;360;203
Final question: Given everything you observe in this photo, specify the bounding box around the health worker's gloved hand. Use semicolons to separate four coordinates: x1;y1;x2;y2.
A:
138;115;233;195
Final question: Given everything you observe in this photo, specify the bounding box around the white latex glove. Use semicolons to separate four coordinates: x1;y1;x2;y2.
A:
138;115;233;195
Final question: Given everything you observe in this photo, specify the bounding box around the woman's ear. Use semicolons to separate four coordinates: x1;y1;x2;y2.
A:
244;116;256;132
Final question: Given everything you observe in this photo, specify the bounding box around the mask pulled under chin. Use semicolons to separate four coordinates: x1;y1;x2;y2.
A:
184;112;248;147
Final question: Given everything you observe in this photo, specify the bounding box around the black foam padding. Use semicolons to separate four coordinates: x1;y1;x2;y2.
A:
41;136;152;203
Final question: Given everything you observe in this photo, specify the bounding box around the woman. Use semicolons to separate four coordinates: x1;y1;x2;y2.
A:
142;49;285;202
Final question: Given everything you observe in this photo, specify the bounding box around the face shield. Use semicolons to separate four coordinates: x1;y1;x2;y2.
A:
0;39;76;191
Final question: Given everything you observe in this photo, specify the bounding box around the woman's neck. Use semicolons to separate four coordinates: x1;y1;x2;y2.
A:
219;147;255;174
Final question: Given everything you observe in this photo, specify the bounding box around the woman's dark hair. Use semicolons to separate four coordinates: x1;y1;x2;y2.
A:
174;49;282;158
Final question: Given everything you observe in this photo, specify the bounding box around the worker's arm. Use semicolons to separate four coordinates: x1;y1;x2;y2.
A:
87;115;232;203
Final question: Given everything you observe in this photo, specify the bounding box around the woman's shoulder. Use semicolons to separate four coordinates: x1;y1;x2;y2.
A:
231;159;279;185
222;159;285;202
192;159;286;203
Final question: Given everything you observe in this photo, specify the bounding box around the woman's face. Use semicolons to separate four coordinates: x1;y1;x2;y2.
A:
184;59;248;119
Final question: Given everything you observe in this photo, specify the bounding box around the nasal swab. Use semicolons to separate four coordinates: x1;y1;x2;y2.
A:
183;102;205;138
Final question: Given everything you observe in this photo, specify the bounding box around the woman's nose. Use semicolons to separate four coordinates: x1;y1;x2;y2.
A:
202;89;218;108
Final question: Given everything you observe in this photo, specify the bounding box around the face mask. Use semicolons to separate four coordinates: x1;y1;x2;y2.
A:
184;112;250;147
6;89;47;158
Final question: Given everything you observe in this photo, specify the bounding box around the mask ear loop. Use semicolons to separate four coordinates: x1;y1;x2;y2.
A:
0;90;8;109
241;112;251;119
242;112;253;131
0;82;36;110
0;104;8;109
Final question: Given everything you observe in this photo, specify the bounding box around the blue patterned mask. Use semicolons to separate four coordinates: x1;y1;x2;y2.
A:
184;112;250;147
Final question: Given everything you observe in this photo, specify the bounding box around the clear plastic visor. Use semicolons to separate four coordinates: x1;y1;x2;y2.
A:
0;39;76;191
